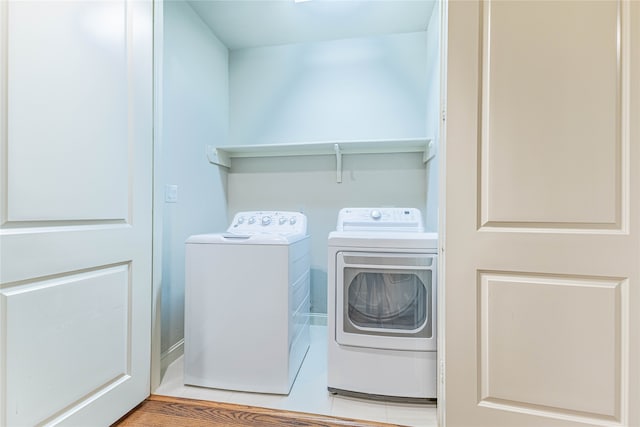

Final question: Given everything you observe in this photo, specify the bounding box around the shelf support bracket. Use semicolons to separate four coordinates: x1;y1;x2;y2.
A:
423;140;436;164
206;145;231;168
334;143;342;183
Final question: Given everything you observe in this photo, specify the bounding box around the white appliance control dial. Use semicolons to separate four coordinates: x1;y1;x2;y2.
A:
370;209;382;220
228;211;307;236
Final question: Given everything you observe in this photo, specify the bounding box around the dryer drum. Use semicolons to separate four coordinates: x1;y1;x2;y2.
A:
347;272;428;329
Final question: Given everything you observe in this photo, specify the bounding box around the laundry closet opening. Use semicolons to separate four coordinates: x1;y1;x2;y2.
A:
157;0;441;423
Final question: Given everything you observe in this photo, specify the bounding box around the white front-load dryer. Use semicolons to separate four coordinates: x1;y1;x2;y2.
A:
327;207;437;402
184;211;310;395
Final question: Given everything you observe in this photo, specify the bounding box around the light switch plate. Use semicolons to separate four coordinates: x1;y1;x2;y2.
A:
165;185;178;203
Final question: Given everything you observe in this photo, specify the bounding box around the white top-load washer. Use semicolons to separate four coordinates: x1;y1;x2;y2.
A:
328;207;437;401
184;211;310;395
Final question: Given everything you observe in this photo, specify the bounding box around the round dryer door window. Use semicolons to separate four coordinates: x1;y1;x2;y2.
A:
336;252;437;350
347;271;427;330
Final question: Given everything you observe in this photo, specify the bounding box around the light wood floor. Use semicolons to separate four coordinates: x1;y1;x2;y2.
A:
114;395;405;427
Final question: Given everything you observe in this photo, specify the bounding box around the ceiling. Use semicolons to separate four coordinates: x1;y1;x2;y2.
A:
187;0;437;50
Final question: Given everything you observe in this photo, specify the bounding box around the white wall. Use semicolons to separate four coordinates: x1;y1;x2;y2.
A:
229;32;429;146
161;1;229;359
227;32;431;314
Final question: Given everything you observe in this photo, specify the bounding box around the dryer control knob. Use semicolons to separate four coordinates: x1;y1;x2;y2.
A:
279;217;287;225
261;216;272;226
289;217;297;225
248;216;256;224
371;209;382;220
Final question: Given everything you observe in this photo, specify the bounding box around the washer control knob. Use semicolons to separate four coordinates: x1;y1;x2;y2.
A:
248;216;256;224
371;209;382;220
279;217;287;225
289;217;297;225
261;216;272;226
237;216;245;224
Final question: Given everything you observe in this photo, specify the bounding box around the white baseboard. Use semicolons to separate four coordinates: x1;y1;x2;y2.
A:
309;313;328;326
160;338;184;378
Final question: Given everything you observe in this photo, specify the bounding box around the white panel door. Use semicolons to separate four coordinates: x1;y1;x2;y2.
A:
443;1;638;426
0;0;153;425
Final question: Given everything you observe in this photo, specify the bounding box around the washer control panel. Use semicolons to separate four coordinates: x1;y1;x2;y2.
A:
228;211;307;235
336;207;424;232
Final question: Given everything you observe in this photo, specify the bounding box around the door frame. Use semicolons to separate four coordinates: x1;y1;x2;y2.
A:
151;0;164;392
148;1;452;424
437;0;449;425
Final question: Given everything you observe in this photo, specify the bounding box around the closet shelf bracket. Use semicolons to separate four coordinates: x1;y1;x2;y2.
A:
334;143;342;183
206;145;231;168
424;140;436;164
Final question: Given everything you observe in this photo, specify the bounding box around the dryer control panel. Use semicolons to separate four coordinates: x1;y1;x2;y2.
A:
228;211;307;236
336;207;424;232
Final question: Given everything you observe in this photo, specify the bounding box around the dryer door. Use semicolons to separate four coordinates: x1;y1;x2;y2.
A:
336;252;437;351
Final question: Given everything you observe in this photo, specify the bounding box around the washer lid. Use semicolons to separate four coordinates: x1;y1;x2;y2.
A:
336;208;424;232
186;232;308;245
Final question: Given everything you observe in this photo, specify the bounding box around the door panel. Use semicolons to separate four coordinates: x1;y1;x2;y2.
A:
3;265;130;426
480;1;622;228
444;0;638;426
0;1;152;425
7;0;129;222
479;273;623;420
